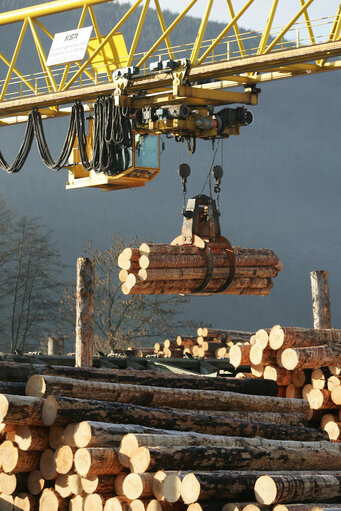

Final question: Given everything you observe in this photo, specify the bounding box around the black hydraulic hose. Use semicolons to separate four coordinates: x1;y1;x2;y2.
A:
0;114;34;173
31;107;76;171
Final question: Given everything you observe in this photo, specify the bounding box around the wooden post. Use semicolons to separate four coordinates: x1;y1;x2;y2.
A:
76;258;94;368
310;270;331;329
48;337;65;356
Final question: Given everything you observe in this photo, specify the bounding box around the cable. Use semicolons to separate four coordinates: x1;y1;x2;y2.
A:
0;114;34;173
199;139;220;196
32;107;76;171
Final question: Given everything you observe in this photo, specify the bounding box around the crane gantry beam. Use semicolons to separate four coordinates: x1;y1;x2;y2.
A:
0;0;340;124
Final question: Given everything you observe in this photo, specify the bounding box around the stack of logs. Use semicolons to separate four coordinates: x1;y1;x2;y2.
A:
118;243;282;296
230;325;341;440
0;360;339;510
153;329;253;359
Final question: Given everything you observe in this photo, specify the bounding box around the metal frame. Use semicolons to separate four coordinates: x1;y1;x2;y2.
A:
0;0;340;123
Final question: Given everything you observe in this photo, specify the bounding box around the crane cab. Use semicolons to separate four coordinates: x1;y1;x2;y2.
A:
66;130;160;191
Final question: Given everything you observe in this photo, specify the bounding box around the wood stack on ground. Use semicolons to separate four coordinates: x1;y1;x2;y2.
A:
153;329;254;359
230;325;341;439
0;360;336;509
118;243;283;296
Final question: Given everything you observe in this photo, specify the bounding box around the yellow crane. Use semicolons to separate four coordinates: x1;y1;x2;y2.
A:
0;0;340;191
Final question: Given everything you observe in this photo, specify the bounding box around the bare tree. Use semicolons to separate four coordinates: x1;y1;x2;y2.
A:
61;234;194;352
6;215;64;353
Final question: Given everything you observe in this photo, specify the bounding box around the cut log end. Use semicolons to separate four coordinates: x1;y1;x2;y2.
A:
25;374;46;398
180;472;200;505
269;325;284;350
42;395;58;426
254;475;277;505
129;446;150;473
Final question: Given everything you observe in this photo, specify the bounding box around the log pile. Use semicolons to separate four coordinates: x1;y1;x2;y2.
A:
230;325;341;440
118;243;283;296
153;328;254;360
0;360;337;510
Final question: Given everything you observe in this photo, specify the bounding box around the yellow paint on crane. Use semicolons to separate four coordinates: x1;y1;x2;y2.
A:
87;34;128;74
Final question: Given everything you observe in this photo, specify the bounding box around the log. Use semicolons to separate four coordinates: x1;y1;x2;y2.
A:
274;506;341;511
327;375;340;392
137;246;280;268
254;473;341;504
81;474;115;494
0;440;40;473
72;420;166;448
0;361;277;395
118;432;336;457
13;493;38;511
269;326;341;350
180;471;261;504
250;346;278;366
40;449;58;480
69;495;84;511
0;394;45;425
69;473;83;496
74;447;124;477
14;425;49;451
311;368;327;390
0;472;28;495
229;345;251;367
280;347;341;370
138;266;279;281
55;473;73;498
27;469;46;495
75;257;94;368
39;488;69;511
307;389;338;410
285;385;302;399
254;329;270;349
131;444;339;473
122;472;154;500
331;386;341;405
54;444;74;474
29;374;298;414
48;425;64;449
292;370;306;387
84;493;108;511
310;271;331;329
263;366;292;386
41;395;320;441
0;381;26;394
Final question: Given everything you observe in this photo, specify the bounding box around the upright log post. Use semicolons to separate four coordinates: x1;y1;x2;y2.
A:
48;337;65;356
76;258;94;368
310;270;331;329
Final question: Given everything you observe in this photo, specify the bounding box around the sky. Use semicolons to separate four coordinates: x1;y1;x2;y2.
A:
117;0;340;40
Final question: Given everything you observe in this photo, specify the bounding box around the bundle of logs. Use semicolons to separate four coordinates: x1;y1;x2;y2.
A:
230;325;341;441
118;243;282;296
0;360;339;510
153;329;253;359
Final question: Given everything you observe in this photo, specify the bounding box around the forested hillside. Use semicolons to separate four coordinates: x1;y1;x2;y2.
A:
0;1;340;342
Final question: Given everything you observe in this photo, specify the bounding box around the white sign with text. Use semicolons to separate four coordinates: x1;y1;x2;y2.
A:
46;26;93;66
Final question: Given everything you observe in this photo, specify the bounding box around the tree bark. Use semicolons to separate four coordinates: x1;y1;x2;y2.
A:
75;257;94;368
254;473;341;505
0;394;44;425
27;374;286;413
14;425;49;451
138;444;341;473
310;271;331;329
81;474;115;494
41;395;323;441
